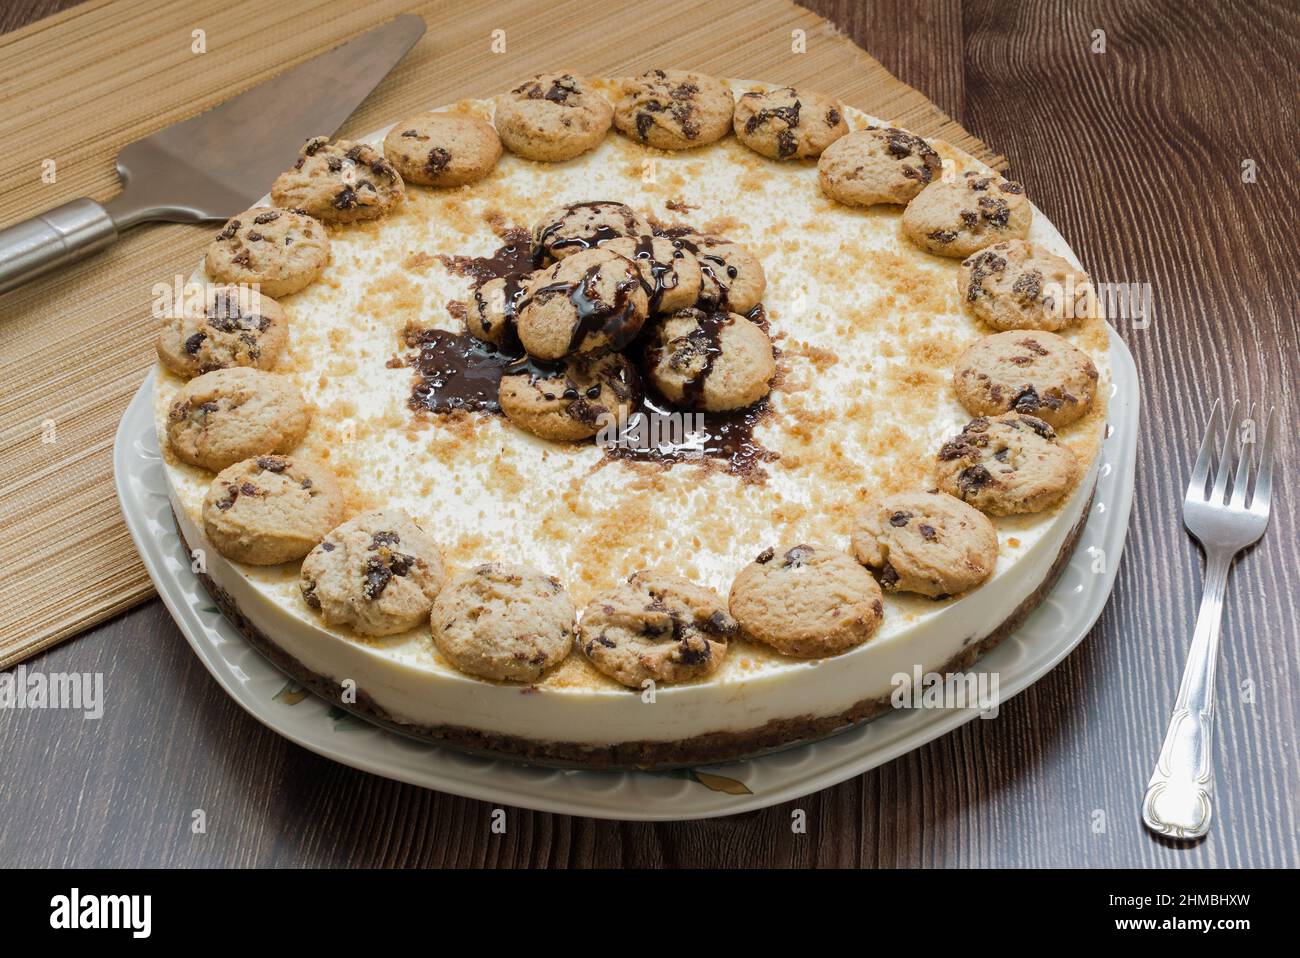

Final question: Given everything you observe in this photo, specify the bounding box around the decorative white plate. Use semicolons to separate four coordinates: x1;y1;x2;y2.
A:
114;325;1137;821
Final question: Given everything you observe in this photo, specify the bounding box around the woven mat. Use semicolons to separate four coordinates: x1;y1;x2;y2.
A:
0;0;1001;669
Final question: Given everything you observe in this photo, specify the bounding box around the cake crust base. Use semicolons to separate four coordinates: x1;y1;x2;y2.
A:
179;488;1092;770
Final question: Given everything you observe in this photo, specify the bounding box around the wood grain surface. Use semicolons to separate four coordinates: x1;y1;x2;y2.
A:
2;0;1297;868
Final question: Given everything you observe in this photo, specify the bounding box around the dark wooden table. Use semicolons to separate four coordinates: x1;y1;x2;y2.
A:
2;0;1296;868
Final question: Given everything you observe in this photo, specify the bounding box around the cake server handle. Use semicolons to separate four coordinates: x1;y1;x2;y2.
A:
0;198;119;295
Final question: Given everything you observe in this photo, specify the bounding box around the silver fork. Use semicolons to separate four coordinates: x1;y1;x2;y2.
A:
1141;399;1275;839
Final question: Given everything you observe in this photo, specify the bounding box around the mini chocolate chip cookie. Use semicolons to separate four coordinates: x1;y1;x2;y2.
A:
382;112;502;187
499;351;639;441
431;563;576;683
532;201;652;261
201;455;345;565
379;111;501;187
516;247;649;359
157;284;288;379
902;170;1031;257
818;127;942;207
959;241;1097;332
601;234;703;313
645;307;775;411
954;330;1099;428
851;492;998;598
466;272;532;347
935;414;1078;516
612;69;734;151
494;72;612;162
729;544;885;658
271;136;404;224
299;509;446;636
167;367;310;472
674;233;766;313
733;86;847;160
204;207;330;298
577;570;737;687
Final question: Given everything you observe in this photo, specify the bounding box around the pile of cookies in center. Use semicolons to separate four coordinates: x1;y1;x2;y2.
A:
471;200;776;441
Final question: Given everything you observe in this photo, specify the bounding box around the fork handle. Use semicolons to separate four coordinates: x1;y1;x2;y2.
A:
1142;551;1233;839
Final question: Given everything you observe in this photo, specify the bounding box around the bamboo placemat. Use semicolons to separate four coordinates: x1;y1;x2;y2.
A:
0;0;1002;669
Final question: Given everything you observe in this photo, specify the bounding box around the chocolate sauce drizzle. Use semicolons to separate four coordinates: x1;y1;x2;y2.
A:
631;234;687;313
658;227;739;309
404;214;779;480
522;264;643;354
409;329;521;413
535;201;643;256
604;388;778;482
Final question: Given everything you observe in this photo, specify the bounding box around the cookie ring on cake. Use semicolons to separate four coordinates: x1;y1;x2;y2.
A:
201;455;345;566
935;414;1078;516
729;544;885;657
300;509;446;636
431;563;576;683
953;330;1099;429
166;368;310;472
733;86;847;160
271;137;404;223
577;570;737;687
851;491;998;598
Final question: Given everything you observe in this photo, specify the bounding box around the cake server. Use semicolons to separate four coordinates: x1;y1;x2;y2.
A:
0;13;425;295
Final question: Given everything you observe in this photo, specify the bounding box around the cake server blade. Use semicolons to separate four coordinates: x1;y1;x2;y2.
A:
0;13;425;294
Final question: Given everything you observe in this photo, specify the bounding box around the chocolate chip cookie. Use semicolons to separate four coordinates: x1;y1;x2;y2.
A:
733;86;847;160
612;69;734;151
498;351;639;441
954;330;1099;428
674;233;766;313
516;247;649;359
902;170;1031;257
645;307;775;411
466;272;532;347
299;509;446;636
166;367;310;472
959;240;1097;331
156;284;288;379
729;544;885;658
204;207;330;298
577;570;737;687
851;492;998;598
935;414;1078;516
494;72;612;162
532;201;652;261
382;112;502;187
601;234;702;313
271;136;404;224
817;127;942;207
431;563;576;683
201;455;345;565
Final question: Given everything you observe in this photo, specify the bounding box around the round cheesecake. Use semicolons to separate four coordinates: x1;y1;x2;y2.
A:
155;80;1111;768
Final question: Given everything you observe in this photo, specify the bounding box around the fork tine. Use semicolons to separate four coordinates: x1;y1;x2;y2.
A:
1210;399;1240;503
1230;403;1255;506
1187;398;1222;501
1250;406;1276;512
